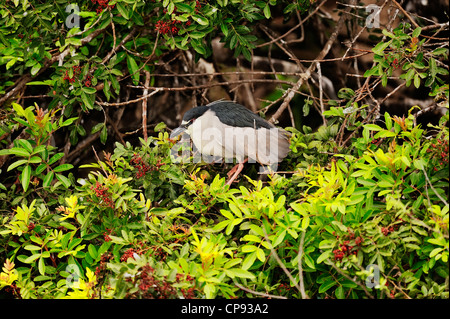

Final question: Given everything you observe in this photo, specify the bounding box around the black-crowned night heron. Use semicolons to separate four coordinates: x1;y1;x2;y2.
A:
170;100;291;184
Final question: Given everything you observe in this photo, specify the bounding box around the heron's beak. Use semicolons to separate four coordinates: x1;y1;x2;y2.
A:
170;126;187;139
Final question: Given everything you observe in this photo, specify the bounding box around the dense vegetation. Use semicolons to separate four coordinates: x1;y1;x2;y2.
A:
0;0;448;299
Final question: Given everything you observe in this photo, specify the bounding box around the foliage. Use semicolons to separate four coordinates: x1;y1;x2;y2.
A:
0;101;448;298
364;23;449;93
0;0;313;146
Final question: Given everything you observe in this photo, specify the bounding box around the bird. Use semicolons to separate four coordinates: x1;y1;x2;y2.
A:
170;100;291;185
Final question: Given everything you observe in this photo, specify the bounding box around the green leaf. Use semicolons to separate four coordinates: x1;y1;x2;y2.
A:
88;244;98;259
381;73;388;87
220;23;229;37
91;123;105;134
126;55;140;85
414;73;421;88
384;112;392;130
242;251;257;270
23;253;41;264
189;32;206;39
372;40;391;55
226;268;256;280
7;159;28;171
100;125;108;144
27;80;55;86
53;164;74;172
116;3;130;20
191;39;206;55
272;230;286;247
256;248;265;262
319;279;336;293
81;86;96;94
192;15;209;26
24;244;41;251
364;124;383;131
18;140;33;153
43;171;54;188
317;250;332;264
176;3;193;13
21;165;31;192
335;285;345;299
81;91;94;110
35;164;47;175
56;173;71;188
9;147;31;157
38;257;46;276
28;156;42;164
263;4;271;19
31;63;41;76
382;29;395;38
48;153;64;165
412;27;422;38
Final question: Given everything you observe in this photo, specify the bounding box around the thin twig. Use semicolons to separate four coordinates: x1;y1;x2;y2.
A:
327;259;374;299
96;88;162;107
316;62;327;126
234;281;288;299
423;169;449;206
391;0;419;28
255;0;327;49
261;227;303;295
297;231;309;299
129;79;296;92
142;70;151;142
269;0;355;124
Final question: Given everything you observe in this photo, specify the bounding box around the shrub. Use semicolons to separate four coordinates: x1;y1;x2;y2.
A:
0;104;448;299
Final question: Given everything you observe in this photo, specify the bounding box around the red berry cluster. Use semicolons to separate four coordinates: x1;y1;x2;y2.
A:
332;231;363;262
91;181;114;208
195;0;202;13
94;253;113;289
63;65;82;83
175;273;196;299
103;228;112;242
385;282;396;298
155;19;182;35
277;283;291;295
63;65;93;87
152;246;168;261
91;0;115;14
120;247;143;262
427;137;449;171
130;154;152;178
155;1;202;35
125;264;197;299
134;265;179;298
85;75;92;87
130;154;165;178
381;218;403;236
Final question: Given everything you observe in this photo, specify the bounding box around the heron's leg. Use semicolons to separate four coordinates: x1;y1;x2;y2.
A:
226;158;248;184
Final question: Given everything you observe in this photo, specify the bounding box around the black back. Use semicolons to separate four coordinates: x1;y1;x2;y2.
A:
208;101;273;129
182;105;209;122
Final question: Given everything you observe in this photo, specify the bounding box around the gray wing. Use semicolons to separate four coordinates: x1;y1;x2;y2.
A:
208;101;274;129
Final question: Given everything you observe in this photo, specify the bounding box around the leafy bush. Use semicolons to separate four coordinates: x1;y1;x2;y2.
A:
0;103;448;298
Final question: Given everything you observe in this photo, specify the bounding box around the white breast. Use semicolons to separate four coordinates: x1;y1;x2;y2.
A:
187;109;290;165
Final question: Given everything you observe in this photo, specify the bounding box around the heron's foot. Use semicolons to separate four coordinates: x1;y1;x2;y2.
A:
226;162;244;185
